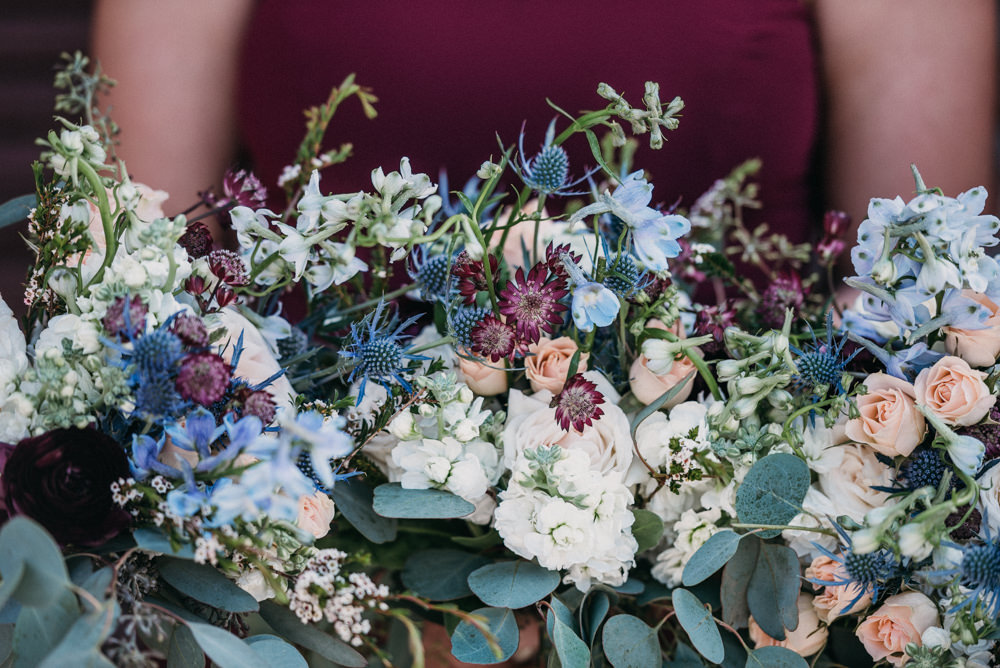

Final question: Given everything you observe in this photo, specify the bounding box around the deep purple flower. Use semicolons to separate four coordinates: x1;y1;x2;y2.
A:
102;295;147;338
958;403;1000;461
545;242;580;281
1;428;130;546
760;272;806;329
177;222;214;259
551;374;604;432
498;265;568;344
470;314;519;363
208;249;249;287
170;313;209;348
176;352;230;406
451;251;500;306
693;303;737;354
818;210;851;264
221;168;268;209
239;388;277;424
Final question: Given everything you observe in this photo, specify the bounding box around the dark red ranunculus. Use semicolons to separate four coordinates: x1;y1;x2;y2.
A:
1;427;131;546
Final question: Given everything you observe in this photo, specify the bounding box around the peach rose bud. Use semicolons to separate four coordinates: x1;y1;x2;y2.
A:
458;353;508;396
913;356;996;427
525;336;588;394
805;555;871;623
748;593;828;657
943;292;1000;367
629;354;697;407
844;373;926;457
855;591;939;667
296;490;336;539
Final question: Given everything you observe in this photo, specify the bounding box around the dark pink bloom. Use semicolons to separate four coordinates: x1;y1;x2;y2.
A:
451;251;500;306
170;313;209;348
208;249;249;286
176;352;230;406
760;272;806;329
498;265;568;344
102;295;147;338
693;302;737;354
551;374;604;432
177;221;214;259
470;314;519;363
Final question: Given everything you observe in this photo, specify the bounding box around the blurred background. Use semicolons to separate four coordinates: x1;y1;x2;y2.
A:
1;2;91;318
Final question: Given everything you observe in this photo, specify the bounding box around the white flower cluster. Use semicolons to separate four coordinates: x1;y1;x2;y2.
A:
384;372;503;519
627;402;712;499
288;549;389;647
650;506;722;587
0;297;29;442
494;446;637;591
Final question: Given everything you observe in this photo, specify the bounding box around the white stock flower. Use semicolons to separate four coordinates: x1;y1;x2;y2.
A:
35;314;101;356
782;486;838;561
392;436;497;501
651;507;722;587
0;296;28;396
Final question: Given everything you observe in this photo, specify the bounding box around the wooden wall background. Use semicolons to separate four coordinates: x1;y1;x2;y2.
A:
1;3;93;317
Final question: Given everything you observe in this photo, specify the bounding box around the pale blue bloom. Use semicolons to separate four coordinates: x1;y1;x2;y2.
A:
165;409;225;460
571;283;621;332
129;434;180;481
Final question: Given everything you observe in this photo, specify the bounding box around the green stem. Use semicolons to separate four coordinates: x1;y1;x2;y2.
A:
730;523;836;536
408;336;454;356
77;160;116;287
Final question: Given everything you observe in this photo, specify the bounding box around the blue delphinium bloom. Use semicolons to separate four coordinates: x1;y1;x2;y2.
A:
130;434;181;481
560;254;620;332
568;170;690;272
513;119;594;197
339;300;428;404
165;408;225;461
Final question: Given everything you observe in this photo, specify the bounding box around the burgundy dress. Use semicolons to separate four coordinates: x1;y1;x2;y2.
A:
238;0;819;243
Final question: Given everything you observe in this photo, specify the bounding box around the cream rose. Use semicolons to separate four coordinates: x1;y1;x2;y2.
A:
296;491;336;539
748;593;828;657
845;374;926;457
943;292;1000;367
856;591;939;667
214;307;295;411
913;356;995;427
457;354;508;396
816;443;894;523
805;555;872;623
502;386;632;477
525;337;587;394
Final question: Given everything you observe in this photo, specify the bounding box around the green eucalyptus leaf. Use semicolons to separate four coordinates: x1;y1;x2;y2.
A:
0;517;70;608
746;543;800;641
631;509;665;553
258;600;366;667
636;580;671;606
133;527;195;559
451;529;503;549
450;607;519;665
372;483;475;519
549;610;590;668
12;589;79;668
166;624;203;668
38;602;116;668
0;624;12;664
402;549;489;601
721;534;760;628
601;614;661;668
245;635;308;667
734;453;809;539
467;560;560;609
611;579;644;596
158;558;259;613
673;588;724;664
545;596;576;638
584;590;610;645
667;642;706;668
331;478;397;544
0;195;35;230
682;530;743;586
745;646;809;668
187;622;268;668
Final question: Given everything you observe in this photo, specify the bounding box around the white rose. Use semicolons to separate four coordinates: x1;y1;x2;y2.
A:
817;443;894;523
782;486;839;561
214;307;295;411
235;567;276;602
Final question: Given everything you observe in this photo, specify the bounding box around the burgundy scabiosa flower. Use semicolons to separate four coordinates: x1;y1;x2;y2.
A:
176;352;230;406
208;249;249;286
177;221;214;259
1;427;130;546
102;295;147;338
470;314;519;363
760;272;806;329
693;302;737;354
498;265;568;344
238;388;277;424
170;313;209;348
221;168;268;209
551;373;605;432
958;403;1000;461
451;251;500;305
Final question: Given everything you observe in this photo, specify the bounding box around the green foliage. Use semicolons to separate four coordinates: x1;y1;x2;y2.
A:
157;558;259;613
258;601;367;667
450;607;519;664
721;534;760;628
331;478;398;544
745;646;809;668
401;549;489;601
0;194;36;230
245;635;308;667
673;588;725;664
548;608;591;668
187;622;268;668
601;614;661;668
631;509;665;553
682;530;744;586
734;452;810;538
467;560;561;609
372;483;476;519
0;517;70;609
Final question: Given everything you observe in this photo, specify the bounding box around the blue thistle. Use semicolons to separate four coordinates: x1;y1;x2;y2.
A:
791;311;859;396
603;253;648;299
449;304;490;350
132;329;184;374
896;448;956;492
810;524;898;613
513;119;594;197
339;301;428;404
408;247;456;302
956;539;1000;616
103;312;187;420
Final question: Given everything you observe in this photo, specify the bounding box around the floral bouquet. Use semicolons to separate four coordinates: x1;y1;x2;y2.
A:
0;51;997;668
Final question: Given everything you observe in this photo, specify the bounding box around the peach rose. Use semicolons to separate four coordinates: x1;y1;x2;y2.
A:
913;356;995;427
816;443;893;523
457;354;508;396
856;592;939;667
630;318;698;407
805;555;872;623
943;292;1000;367
296;490;336;539
525;337;587;394
748;593;828;657
845;374;926;457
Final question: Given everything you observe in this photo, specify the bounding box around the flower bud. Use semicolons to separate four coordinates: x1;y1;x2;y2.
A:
897;522;934;561
872;258;897;285
766;389;793;411
735;376;765;395
733;397;758;420
716;359;745;379
851;528;881;555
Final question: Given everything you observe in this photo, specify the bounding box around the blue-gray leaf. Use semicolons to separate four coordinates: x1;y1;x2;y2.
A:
402;549;489;601
545;595;576;637
245;635;308;667
187;622;268;668
631;509;665;553
332;478;397;543
12;589;80;668
133;528;195;559
0;195;35;230
372;483;475;519
158;558;259;613
584;590;610;644
468;561;560;609
259;600;366;667
0;517;70;608
673;588;724;664
734;453;809;539
682;530;743;586
745;646;809;668
450;607;519;664
549;610;590;668
166;624;203;668
721;534;760;628
38;603;116;667
746;543;800;641
602;614;661;668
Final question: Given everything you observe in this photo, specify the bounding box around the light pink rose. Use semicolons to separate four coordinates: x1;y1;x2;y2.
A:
913;356;995;427
844;374;926;457
457;353;508;396
525;337;587;394
816;443;894;523
943;292;1000;367
748;593;828;657
215;307;295;411
296;491;336;538
805;555;872;623
856;591;939;667
629;318;698;407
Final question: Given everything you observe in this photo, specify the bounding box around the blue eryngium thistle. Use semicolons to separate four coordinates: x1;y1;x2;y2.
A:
408;247;456;302
810;523;898;613
603;253;648;299
339;300;428;404
790;311;858;396
449;304;490;350
513;119;593;197
955;537;1000;616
